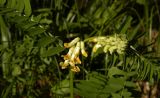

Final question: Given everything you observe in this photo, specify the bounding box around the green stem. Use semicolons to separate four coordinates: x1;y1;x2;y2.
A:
0;15;10;78
70;70;74;98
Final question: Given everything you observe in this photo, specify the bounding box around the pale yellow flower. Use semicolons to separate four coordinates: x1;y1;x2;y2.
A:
71;66;80;72
108;46;117;54
60;39;84;72
103;45;110;53
62;46;75;60
70;42;80;61
91;37;106;42
81;49;88;57
80;41;88;57
64;37;80;48
90;34;128;54
74;42;81;56
92;44;102;52
74;57;81;64
60;60;69;69
69;61;75;67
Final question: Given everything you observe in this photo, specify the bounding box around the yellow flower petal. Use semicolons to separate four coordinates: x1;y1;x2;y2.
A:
71;66;80;72
92;44;101;52
62;47;75;60
64;43;69;48
74;57;81;64
60;60;69;69
62;55;70;60
70;42;80;61
64;37;80;48
80;41;88;57
80;41;85;49
81;49;88;57
103;45;110;53
108;46;117;54
69;61;75;67
74;42;81;55
90;37;106;42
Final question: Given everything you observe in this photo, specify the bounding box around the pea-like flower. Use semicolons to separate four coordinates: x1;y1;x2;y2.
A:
71;66;80;72
60;38;88;72
80;41;88;57
60;60;69;69
60;34;127;72
92;44;102;52
90;34;128;54
91;37;106;42
70;42;81;61
103;45;110;53
64;37;80;48
62;46;75;60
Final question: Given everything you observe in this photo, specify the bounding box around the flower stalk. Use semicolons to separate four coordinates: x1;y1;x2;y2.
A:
70;70;74;98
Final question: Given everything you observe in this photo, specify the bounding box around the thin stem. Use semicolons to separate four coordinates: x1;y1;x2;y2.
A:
53;57;61;81
70;70;74;98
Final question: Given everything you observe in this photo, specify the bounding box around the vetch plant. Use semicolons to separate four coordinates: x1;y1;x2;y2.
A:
1;0;160;97
60;34;128;72
60;34;128;98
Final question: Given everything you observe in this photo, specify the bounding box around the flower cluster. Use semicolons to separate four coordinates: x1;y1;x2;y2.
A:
90;34;128;54
60;34;127;72
60;37;88;72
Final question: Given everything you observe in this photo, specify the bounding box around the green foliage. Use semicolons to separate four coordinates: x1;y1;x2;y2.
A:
75;68;138;98
51;78;70;95
0;0;64;97
0;0;160;98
